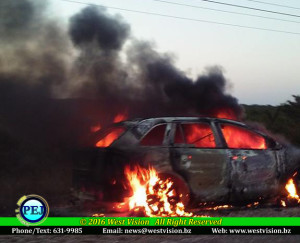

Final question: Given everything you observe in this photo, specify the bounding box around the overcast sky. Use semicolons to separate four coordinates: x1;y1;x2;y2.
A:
48;0;300;105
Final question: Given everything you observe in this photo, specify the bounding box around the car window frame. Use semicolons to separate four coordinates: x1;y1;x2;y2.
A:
216;122;269;150
171;121;219;149
139;122;172;147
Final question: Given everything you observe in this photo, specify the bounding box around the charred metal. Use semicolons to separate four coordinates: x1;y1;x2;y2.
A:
72;117;300;206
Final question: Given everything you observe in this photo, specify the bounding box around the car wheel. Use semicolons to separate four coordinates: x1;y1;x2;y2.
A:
295;171;300;193
158;173;190;206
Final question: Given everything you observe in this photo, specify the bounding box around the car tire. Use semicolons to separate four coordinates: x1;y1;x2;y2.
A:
158;172;190;206
295;170;300;193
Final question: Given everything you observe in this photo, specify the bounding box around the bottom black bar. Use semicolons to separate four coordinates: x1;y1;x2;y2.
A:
1;226;299;235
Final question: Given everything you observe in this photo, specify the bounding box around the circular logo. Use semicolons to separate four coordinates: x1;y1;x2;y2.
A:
16;195;49;225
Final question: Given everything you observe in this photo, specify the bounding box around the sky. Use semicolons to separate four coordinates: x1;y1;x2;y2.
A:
48;0;300;105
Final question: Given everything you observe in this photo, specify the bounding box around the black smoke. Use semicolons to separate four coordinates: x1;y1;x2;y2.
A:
67;6;242;119
0;1;243;136
69;6;130;51
0;0;74;215
0;0;242;215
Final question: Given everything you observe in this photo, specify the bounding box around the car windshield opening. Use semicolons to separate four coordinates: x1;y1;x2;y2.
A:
95;126;126;147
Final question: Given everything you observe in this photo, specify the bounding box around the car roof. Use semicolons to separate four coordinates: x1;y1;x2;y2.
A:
118;117;247;127
112;117;273;145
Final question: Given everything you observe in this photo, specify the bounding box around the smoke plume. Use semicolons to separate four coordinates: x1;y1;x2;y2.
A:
67;6;242;120
0;1;242;144
0;0;242;214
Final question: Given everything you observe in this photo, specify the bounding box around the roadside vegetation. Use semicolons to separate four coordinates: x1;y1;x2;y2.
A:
244;95;300;146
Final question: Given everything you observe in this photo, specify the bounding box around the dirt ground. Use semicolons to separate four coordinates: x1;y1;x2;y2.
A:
1;207;300;242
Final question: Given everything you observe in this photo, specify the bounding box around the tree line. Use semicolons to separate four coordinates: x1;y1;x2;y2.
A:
244;95;300;146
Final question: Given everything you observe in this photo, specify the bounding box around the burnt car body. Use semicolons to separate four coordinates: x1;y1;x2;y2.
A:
73;117;300;205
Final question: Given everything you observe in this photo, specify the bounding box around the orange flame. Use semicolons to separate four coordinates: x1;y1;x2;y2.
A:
93;112;127;146
113;112;128;123
221;124;266;149
185;124;216;148
280;200;286;207
96;127;125;147
280;178;300;207
124;165;192;217
210;205;232;211
215;109;237;120
285;178;300;201
90;124;101;133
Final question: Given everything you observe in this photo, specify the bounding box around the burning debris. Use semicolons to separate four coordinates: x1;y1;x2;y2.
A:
90;170;300;217
202;205;233;211
246;202;260;208
124;165;193;217
281;177;300;207
198;177;300;211
285;179;299;201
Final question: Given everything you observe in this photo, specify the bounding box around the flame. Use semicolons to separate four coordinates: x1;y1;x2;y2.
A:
124;165;193;217
113;112;128;123
285;178;300;202
280;178;300;207
90;124;101;132
280;200;286;207
96;127;125;147
93;213;105;217
92;112;127;146
221;124;266;149
184;124;216;148
203;204;233;210
215;109;237;120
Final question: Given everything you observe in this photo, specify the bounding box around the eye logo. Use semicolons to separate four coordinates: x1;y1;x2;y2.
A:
16;195;49;225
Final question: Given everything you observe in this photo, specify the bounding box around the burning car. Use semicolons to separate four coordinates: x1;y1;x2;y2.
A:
73;117;300;210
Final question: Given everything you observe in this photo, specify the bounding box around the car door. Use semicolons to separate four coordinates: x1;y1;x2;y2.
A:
170;121;230;202
218;122;280;201
134;122;173;173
